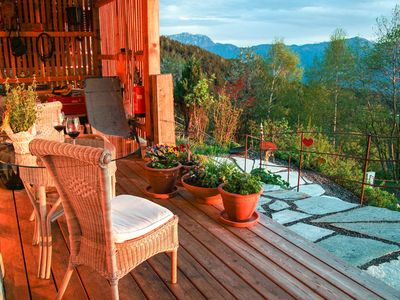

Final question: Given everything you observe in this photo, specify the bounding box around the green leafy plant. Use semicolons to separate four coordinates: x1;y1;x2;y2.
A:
364;187;399;211
145;144;180;169
250;168;289;189
224;170;262;195
185;160;236;188
2;79;38;133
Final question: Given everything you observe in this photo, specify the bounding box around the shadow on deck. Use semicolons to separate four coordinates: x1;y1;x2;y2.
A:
0;158;399;300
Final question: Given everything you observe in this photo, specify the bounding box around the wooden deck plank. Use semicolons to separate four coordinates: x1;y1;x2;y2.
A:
51;218;89;300
13;190;58;299
57;217;148;300
0;188;30;300
130;261;176;300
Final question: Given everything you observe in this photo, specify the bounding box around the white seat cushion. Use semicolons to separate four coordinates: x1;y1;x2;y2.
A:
111;195;174;243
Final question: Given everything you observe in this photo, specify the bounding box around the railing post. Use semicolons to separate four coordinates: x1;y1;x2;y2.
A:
245;135;248;173
360;134;372;206
297;132;304;192
260;124;263;169
287;155;291;184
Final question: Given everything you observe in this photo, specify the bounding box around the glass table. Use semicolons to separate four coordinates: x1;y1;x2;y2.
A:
0;135;139;279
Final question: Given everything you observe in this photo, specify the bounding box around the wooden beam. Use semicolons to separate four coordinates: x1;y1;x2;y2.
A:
94;0;115;8
150;74;176;145
0;31;95;38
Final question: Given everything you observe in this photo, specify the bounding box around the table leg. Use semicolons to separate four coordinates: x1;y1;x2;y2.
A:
37;186;49;279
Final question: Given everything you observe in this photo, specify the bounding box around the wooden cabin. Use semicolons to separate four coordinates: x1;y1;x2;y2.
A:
0;0;175;145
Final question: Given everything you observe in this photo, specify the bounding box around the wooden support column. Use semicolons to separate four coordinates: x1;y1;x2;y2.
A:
143;0;161;142
150;74;176;145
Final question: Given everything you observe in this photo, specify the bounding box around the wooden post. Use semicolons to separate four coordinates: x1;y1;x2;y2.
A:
143;0;161;142
150;74;176;145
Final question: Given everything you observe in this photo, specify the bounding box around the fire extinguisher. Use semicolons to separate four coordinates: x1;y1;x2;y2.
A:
133;68;145;117
133;86;145;117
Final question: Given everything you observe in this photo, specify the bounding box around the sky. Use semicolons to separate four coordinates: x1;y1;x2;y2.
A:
160;0;398;46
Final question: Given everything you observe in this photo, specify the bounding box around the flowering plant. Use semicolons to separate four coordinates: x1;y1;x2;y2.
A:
145;144;180;169
185;160;237;188
178;143;200;166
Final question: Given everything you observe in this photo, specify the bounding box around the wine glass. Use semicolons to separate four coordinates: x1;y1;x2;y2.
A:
66;116;81;145
53;111;66;133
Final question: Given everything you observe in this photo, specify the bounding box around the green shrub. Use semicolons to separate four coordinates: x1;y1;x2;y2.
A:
185;160;237;188
250;168;289;189
224;170;262;195
364;188;399;211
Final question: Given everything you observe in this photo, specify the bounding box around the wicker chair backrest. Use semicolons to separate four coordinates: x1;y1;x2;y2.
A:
29;139;113;265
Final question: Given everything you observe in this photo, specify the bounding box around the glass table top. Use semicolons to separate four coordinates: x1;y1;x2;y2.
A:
0;135;139;169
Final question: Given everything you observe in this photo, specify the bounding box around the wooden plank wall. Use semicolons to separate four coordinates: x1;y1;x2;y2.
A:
98;0;144;113
0;0;99;86
98;0;147;139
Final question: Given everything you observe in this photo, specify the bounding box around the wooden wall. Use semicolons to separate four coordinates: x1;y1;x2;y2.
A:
0;0;100;86
98;0;151;140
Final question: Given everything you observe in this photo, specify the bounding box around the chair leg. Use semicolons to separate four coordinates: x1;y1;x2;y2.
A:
29;210;35;221
171;249;178;284
56;264;74;300
110;279;119;300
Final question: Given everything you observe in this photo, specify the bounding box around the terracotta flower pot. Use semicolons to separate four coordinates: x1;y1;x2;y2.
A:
181;174;222;205
144;162;181;194
177;164;196;186
218;183;263;222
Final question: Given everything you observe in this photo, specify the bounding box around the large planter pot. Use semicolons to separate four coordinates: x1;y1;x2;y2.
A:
4;124;36;154
177;164;196;186
218;183;263;222
181;174;222;205
144;162;181;194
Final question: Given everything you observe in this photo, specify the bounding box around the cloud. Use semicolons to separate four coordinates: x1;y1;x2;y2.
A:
160;0;398;46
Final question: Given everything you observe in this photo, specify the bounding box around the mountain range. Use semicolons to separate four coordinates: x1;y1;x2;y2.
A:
167;32;372;70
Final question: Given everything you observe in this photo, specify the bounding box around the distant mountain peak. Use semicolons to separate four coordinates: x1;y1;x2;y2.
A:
166;32;373;69
169;32;215;48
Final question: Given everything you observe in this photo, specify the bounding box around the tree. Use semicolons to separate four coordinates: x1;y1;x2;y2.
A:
264;40;303;117
175;57;214;142
365;5;400;181
318;29;356;145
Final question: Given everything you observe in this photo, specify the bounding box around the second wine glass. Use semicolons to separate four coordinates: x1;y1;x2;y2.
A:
66;116;81;145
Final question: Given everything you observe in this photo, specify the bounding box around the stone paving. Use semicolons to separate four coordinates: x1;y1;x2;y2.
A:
226;155;400;291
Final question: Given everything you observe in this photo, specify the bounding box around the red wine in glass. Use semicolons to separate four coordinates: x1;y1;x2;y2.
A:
66;116;81;144
67;131;80;139
54;124;66;132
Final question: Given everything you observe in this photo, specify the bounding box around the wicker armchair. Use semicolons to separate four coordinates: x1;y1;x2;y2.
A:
29;139;179;300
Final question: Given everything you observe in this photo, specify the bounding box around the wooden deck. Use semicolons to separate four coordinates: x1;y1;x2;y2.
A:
1;158;399;300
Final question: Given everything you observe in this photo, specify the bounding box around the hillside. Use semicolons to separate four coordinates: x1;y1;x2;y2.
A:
168;33;373;71
160;36;232;85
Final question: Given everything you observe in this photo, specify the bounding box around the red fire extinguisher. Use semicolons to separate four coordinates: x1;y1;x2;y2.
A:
133;85;145;117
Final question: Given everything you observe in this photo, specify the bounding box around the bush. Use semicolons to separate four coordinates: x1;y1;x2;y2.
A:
250;168;289;189
185;160;237;188
364;188;399;211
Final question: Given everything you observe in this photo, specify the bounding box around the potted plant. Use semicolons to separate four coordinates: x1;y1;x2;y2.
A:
218;170;263;223
144;144;181;194
1;79;38;154
181;160;235;204
177;143;199;184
